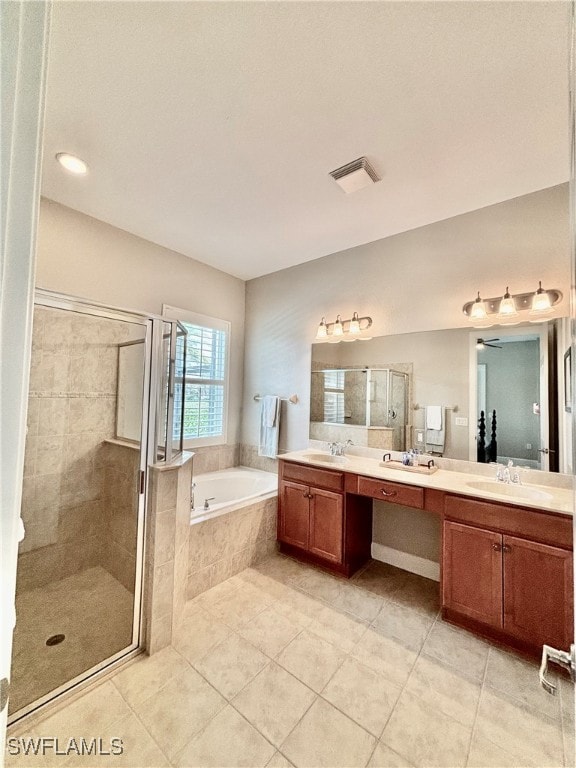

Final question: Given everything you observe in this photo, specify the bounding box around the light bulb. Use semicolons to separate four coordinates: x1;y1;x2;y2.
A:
315;317;328;339
333;315;344;336
530;282;553;314
469;292;487;321
56;152;88;175
349;312;361;334
498;287;518;318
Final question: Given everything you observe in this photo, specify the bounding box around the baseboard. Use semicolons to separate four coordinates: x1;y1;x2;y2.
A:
371;542;440;582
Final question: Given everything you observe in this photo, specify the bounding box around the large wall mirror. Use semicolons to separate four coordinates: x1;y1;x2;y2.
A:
310;316;571;474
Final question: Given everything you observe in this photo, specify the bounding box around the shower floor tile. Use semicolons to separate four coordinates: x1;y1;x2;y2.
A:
10;566;134;716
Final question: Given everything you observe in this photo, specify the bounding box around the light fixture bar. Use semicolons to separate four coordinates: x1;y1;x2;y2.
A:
315;313;373;341
463;287;562;318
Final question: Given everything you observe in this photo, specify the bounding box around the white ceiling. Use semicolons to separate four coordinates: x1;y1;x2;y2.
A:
42;1;569;280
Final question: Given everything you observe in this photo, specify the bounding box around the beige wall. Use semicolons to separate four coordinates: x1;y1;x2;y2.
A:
36;198;246;447
242;184;570;454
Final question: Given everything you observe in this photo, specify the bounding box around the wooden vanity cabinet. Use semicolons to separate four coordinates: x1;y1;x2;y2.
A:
442;496;574;653
278;461;372;576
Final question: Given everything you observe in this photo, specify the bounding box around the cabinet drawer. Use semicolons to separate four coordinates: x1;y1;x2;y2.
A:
356;476;424;509
444;494;572;550
281;461;344;492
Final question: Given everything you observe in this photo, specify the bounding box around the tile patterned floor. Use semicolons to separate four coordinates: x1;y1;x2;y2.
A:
5;554;575;768
9;566;134;715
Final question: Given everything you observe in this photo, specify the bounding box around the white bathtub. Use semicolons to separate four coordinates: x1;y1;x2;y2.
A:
191;466;278;521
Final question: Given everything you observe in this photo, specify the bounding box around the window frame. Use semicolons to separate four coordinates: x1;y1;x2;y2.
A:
162;305;230;448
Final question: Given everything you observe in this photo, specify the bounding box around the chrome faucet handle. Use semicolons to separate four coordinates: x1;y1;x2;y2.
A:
203;497;215;510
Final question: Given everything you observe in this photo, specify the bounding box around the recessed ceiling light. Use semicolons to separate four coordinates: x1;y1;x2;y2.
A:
56;152;88;175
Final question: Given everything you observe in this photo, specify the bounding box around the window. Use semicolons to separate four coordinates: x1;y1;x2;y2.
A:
163;306;230;446
323;369;345;423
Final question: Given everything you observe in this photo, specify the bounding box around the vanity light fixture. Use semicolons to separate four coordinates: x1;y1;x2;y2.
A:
56;152;88;175
315;312;373;342
497;287;518;318
316;317;328;339
469;292;488;322
530;281;553;314
463;283;562;324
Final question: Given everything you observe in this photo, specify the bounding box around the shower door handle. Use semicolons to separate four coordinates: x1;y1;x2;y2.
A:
138;470;146;495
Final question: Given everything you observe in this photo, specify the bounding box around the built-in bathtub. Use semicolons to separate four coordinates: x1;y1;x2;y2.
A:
186;466;278;600
191;466;277;521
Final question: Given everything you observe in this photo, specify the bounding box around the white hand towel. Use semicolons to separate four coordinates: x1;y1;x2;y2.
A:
426;405;443;431
259;396;281;458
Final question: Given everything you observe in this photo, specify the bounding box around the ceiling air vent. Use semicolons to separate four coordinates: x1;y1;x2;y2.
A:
329;157;379;194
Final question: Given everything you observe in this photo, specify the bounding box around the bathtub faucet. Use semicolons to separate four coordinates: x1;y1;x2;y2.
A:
204;497;215;510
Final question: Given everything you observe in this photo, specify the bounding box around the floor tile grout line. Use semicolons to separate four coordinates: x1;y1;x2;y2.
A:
463;638;490;767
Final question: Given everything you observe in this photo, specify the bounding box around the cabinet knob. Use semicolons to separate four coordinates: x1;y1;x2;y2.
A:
492;542;501;552
502;544;511;553
380;489;397;498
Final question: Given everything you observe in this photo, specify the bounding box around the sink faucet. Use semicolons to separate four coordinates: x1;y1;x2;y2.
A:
328;439;354;456
495;459;521;484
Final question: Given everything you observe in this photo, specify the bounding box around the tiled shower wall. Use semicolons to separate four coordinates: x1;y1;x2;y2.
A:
18;305;144;593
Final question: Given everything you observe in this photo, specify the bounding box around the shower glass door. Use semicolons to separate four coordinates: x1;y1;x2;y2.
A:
388;371;408;451
9;298;150;721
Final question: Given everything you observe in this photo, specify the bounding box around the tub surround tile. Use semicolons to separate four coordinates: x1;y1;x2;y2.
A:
187;496;278;603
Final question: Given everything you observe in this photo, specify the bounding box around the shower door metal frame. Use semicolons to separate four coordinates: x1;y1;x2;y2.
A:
9;289;155;725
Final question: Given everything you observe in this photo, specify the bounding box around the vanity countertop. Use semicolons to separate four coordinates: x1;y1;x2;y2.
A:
278;450;573;517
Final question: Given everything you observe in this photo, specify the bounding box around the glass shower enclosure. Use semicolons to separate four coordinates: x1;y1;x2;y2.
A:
310;367;409;450
9;291;185;723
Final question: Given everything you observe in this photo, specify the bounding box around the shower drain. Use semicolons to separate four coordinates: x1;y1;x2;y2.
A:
46;634;65;647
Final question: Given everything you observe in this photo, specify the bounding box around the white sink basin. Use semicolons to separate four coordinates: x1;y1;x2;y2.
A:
466;480;553;502
302;452;349;466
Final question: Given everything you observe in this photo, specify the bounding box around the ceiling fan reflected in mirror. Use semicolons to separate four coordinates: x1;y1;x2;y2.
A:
476;338;502;349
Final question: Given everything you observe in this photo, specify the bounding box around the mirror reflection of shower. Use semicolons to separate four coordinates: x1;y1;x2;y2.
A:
310;367;410;451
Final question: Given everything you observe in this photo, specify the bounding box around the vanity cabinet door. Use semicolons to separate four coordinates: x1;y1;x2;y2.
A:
279;480;310;550
309;488;344;564
443;521;503;629
503;535;574;650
